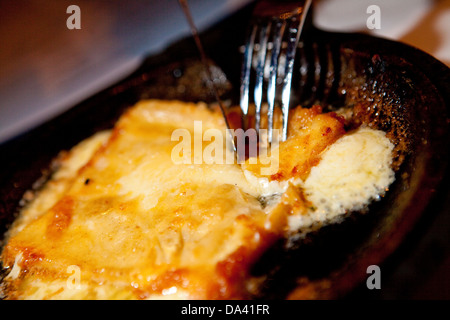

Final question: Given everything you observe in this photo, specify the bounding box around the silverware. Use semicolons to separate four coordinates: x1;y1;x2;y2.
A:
240;0;312;143
179;0;238;155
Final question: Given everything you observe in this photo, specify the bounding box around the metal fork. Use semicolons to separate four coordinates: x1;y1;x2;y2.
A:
240;0;312;143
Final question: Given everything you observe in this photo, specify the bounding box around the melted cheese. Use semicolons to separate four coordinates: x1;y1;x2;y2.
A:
288;127;395;231
0;100;395;300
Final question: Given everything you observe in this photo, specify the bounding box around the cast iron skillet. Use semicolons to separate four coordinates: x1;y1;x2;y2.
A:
0;4;449;299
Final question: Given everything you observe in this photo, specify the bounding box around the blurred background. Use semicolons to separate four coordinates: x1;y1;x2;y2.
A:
1;0;449;144
0;0;449;299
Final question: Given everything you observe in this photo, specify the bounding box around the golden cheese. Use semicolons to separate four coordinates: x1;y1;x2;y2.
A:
0;100;395;299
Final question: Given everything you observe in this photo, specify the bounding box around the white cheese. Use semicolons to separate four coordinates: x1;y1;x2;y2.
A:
291;126;395;230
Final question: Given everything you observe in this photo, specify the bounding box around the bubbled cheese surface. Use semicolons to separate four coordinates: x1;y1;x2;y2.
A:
0;100;395;300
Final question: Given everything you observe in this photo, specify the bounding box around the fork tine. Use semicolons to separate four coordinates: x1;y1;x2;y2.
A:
240;24;257;126
254;23;271;133
280;0;313;141
267;19;285;144
280;21;298;140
